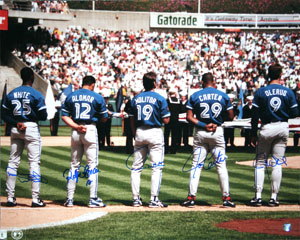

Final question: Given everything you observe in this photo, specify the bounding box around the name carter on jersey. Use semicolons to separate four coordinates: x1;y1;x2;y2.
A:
135;96;157;104
264;89;287;97
72;95;94;103
198;93;222;102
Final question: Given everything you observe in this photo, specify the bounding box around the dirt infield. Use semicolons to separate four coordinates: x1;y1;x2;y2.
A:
216;218;300;236
1;198;300;231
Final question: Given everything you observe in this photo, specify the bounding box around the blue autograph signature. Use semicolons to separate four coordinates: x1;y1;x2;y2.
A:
63;165;100;186
7;167;48;184
182;147;227;178
125;145;165;171
253;153;288;169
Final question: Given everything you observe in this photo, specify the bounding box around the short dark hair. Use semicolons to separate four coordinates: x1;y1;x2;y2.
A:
143;72;156;91
202;72;214;85
20;67;34;84
82;75;96;86
268;64;282;81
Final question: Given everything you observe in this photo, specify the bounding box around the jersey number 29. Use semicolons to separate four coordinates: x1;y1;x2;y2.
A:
200;102;222;118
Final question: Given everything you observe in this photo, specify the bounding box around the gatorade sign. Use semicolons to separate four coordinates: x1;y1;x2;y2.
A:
0;10;8;30
150;13;203;28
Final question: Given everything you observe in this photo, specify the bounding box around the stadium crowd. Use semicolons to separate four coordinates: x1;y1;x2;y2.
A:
11;0;69;13
16;26;300;99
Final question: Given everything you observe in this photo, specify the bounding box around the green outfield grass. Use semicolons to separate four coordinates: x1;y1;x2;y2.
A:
1;147;299;205
1;147;299;239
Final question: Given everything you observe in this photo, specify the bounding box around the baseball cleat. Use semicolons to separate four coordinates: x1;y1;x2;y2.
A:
223;196;235;208
7;197;17;207
133;196;143;207
149;197;168;208
181;195;196;208
88;197;106;208
268;198;279;207
64;198;74;207
249;197;262;207
32;198;46;207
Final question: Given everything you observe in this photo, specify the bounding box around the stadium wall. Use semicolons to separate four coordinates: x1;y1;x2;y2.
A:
39;10;300;32
41;10;150;31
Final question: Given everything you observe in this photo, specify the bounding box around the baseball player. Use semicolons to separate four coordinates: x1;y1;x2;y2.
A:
61;76;108;208
129;72;170;208
2;67;48;207
250;64;298;207
182;72;235;208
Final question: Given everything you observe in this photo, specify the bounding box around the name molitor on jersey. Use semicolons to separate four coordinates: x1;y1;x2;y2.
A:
198;93;223;102
72;95;95;103
264;89;287;97
135;96;157;104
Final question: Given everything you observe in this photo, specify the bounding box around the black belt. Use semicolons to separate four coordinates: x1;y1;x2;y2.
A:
75;121;94;125
262;120;287;124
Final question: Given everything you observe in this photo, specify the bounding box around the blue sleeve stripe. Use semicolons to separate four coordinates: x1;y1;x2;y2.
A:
162;113;171;118
227;106;233;110
186;106;193;110
253;103;259;108
62;109;69;113
38;106;47;111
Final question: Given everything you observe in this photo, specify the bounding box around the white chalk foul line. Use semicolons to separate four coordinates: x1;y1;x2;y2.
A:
3;211;108;231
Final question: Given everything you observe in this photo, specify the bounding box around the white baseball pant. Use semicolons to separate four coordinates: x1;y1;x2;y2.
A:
6;122;42;200
66;124;99;199
189;127;230;197
131;127;165;199
254;122;289;196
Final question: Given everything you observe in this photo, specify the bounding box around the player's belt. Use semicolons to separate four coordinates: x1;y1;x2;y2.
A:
262;120;288;124
138;125;161;129
75;121;94;125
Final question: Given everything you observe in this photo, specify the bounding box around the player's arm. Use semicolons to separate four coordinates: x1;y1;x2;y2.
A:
130;116;136;137
162;117;170;125
250;106;259;147
1;106;18;127
186;109;216;132
226;109;234;121
61;116;86;133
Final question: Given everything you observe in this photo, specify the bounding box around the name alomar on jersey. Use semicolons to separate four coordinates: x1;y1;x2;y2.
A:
72;95;95;103
198;93;222;102
135;96;157;104
264;89;287;97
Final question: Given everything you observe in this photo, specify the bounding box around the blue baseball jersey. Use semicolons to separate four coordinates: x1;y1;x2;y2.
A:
187;87;233;125
252;84;298;124
130;91;170;127
2;86;47;122
62;89;108;123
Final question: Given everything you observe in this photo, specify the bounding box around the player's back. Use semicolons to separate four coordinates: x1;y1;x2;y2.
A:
5;85;46;122
63;89;107;124
253;84;298;124
131;91;170;127
187;87;232;126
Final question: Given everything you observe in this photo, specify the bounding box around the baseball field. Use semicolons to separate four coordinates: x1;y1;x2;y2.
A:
1;128;299;240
